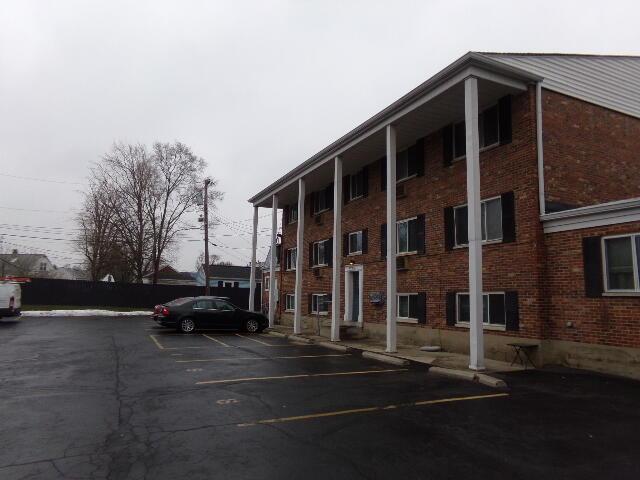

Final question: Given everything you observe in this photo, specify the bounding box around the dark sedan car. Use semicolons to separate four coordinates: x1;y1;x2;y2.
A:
153;296;268;334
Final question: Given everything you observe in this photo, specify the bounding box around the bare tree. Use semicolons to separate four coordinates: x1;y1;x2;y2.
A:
195;251;221;272
146;141;222;284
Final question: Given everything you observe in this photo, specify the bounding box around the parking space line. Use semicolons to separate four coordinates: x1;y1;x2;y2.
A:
202;334;231;347
237;393;509;427
177;354;351;363
235;333;273;346
149;335;165;350
196;368;407;385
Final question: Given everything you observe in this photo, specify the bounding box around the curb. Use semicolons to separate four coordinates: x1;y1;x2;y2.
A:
428;366;507;389
288;334;315;344
316;341;351;353
362;351;410;366
267;331;289;338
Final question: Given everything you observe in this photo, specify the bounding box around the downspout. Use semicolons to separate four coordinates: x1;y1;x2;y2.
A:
536;81;546;215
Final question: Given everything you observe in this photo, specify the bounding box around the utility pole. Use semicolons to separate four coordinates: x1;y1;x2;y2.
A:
203;178;211;296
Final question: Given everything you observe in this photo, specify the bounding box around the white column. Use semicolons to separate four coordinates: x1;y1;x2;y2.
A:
465;76;485;371
294;178;305;335
268;194;278;328
385;125;397;353
331;156;343;342
248;205;259;312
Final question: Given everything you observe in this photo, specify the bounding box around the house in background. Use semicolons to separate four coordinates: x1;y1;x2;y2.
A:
0;250;55;278
142;265;197;285
196;264;262;290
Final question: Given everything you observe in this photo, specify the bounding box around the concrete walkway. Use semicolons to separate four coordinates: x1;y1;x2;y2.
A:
268;324;525;375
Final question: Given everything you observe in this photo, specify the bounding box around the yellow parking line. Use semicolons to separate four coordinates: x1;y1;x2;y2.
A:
235;333;272;346
202;334;231;347
149;335;164;350
177;353;351;363
237;393;509;427
196;368;407;385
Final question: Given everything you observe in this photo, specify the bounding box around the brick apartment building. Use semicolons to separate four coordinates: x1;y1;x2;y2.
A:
246;52;640;379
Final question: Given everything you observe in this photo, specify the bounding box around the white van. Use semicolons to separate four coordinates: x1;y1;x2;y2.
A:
0;282;22;318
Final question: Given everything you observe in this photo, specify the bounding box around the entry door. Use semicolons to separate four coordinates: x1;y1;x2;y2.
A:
351;271;360;322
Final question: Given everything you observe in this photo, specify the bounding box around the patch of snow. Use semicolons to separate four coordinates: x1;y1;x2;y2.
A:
21;310;152;317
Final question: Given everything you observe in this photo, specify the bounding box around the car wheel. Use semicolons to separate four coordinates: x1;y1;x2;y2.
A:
178;317;196;334
244;318;260;333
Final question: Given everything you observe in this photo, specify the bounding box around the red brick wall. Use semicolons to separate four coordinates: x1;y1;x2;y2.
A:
272;86;546;340
544;222;640;349
543;89;640;209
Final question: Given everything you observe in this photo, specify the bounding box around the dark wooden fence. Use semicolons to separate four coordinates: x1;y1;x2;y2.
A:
21;278;260;310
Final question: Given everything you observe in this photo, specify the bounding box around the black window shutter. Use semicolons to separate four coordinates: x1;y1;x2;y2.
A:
444;207;455;251
326;183;334;210
308;294;312;313
283;206;289;225
454;206;469;246
416;214;426;254
380;223;387;259
310;192;317;216
505;291;519;331
380;157;387;191
498;95;512;145
326;238;333;267
362;228;368;254
416;292;427;324
442;125;453;167
343;233;349;256
343;175;350;204
415;138;425;177
501;191;516;243
583;236;604;298
445;292;457;326
309;242;313;268
362;166;369;197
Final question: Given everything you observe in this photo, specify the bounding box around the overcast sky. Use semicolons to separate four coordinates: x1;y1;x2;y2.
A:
1;0;638;272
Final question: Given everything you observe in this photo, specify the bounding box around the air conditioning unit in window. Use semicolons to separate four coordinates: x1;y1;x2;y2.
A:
396;256;407;270
314;214;323;225
313;267;321;278
396;184;406;198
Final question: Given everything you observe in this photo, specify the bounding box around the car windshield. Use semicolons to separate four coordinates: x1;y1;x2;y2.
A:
165;297;192;306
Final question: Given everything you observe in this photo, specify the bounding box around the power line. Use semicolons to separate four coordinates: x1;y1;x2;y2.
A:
0;205;75;214
0;173;86;186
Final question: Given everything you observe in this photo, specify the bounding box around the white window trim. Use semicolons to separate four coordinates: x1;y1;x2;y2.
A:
453;196;503;248
311;293;329;315
601;233;640;294
312;239;329;267
285;294;295;312
285;247;297;271
452;104;501;161
454;291;507;330
264;277;270;291
396;216;418;255
347;231;363;256
396;293;418;323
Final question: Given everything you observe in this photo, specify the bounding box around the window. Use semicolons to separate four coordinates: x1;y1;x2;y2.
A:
40;262;47;271
193;299;214;310
348;231;363;255
288;204;298;224
603;234;640;292
456;293;506;326
265;276;270;291
453;104;500;159
217;281;223;287
313;240;329;267
397;294;418;321
233;281;239;288
223;281;233;288
285;294;295;311
312;185;333;215
397;149;410;181
397;217;418;254
286;247;297;271
311;294;329;314
454;197;502;246
213;299;235;311
349;170;365;200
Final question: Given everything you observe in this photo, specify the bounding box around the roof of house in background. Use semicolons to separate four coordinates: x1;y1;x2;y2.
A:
143;265;196;282
201;264;261;280
0;252;51;275
476;52;640;119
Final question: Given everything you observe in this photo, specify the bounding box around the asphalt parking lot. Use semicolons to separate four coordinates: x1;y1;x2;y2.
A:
1;316;639;480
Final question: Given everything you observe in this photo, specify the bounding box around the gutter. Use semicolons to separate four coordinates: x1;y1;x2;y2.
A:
536;82;546;215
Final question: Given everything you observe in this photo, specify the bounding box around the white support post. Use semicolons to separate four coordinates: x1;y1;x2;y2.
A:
294;178;305;335
268;194;278;328
248;205;259;312
465;76;485;371
385;125;397;353
331;156;343;342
